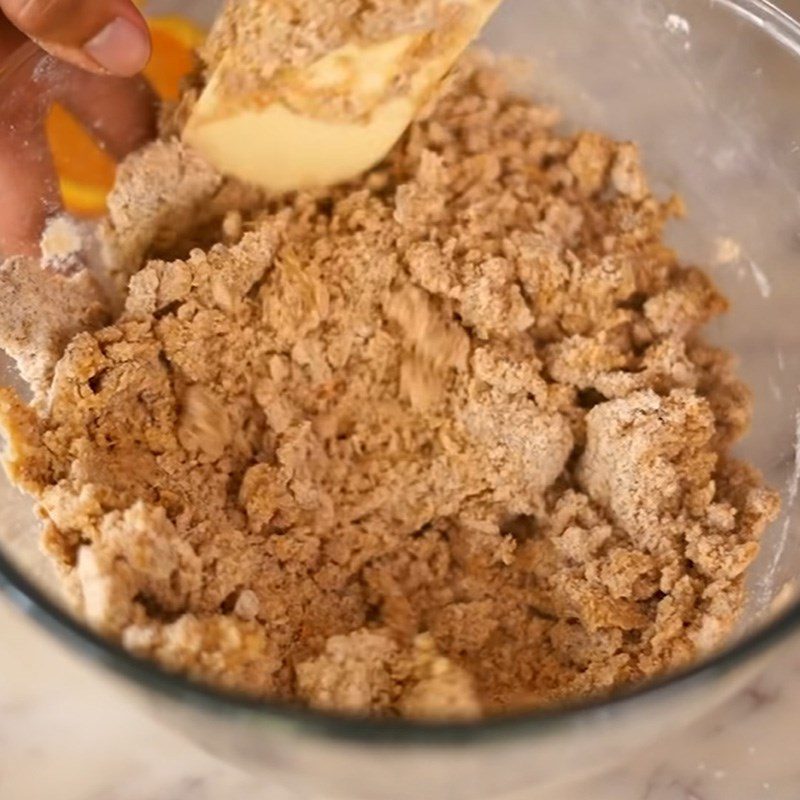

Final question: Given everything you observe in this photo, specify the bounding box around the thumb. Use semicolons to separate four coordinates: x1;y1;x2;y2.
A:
1;0;151;77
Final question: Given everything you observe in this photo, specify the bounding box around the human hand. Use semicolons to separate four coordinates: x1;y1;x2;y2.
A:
1;0;151;77
0;4;156;257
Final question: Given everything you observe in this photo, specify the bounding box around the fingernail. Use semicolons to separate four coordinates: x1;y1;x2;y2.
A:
84;17;151;77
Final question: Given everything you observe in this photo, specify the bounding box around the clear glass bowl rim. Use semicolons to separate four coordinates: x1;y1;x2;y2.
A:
1;0;800;746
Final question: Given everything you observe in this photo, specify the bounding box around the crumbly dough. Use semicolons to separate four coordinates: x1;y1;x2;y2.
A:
0;56;779;718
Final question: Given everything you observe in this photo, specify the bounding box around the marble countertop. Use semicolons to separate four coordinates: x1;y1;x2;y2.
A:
1;593;799;800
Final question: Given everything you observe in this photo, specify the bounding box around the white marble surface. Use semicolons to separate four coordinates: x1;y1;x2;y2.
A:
0;593;799;800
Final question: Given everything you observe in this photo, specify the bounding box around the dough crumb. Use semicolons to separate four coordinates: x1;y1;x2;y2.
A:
40;215;86;273
714;236;742;265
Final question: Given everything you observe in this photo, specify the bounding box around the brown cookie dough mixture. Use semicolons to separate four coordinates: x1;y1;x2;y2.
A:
0;55;779;719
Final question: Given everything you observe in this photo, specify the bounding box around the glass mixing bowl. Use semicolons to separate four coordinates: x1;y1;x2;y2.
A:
1;1;800;798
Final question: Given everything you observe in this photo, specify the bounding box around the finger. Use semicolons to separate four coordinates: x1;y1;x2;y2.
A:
0;48;157;256
0;46;59;257
1;0;151;77
32;51;158;158
60;70;157;159
0;124;59;258
0;44;158;257
0;10;25;62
